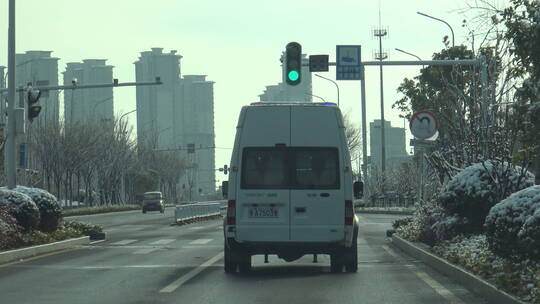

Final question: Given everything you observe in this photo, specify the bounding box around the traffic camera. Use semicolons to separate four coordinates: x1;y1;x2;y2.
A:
285;42;302;86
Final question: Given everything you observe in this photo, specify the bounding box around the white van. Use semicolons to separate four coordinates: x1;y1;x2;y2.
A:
223;102;360;273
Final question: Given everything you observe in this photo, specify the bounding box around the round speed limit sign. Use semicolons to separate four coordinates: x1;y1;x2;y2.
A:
409;111;438;139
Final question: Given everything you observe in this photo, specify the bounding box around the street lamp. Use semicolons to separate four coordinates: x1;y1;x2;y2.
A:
305;92;327;103
92;96;114;116
119;109;136;123
417;11;455;47
314;74;340;107
395;48;424;68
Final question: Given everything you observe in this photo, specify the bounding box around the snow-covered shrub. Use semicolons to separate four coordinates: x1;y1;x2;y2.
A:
485;185;540;260
439;161;534;231
0;204;23;250
12;186;62;232
432;215;470;241
396;199;445;246
392;216;413;229
0;189;40;230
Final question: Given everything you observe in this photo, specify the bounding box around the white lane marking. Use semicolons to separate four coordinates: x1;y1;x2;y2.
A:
111;239;138;245
133;248;160;255
150;239;175;245
160;252;224;293
189;238;213;245
382;245;465;304
188;226;204;230
181;245;221;249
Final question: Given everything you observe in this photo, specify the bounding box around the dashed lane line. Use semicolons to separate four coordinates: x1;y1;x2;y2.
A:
160;252;224;293
133;248;161;255
382;245;465;304
189;238;213;245
110;239;138;246
149;239;175;245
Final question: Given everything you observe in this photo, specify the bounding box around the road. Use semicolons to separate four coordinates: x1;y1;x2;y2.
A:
0;209;486;304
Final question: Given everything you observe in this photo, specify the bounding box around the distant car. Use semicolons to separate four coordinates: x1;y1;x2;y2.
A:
142;191;164;213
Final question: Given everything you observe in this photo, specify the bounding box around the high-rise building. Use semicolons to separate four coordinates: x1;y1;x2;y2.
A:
369;119;409;171
134;48;215;201
63;59;114;124
259;54;312;102
15;51;60;125
0;66;5;126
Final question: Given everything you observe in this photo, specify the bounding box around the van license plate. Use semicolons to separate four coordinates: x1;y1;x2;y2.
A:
249;207;278;218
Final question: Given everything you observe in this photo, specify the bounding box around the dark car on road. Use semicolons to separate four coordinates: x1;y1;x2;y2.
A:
142;191;165;213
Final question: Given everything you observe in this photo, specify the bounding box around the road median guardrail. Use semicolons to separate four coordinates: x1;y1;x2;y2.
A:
174;200;226;224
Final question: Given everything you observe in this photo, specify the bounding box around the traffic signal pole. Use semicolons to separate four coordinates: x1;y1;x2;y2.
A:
6;0;16;189
1;77;161;188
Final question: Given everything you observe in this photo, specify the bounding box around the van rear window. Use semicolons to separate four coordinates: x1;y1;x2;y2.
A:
241;147;340;189
241;148;288;189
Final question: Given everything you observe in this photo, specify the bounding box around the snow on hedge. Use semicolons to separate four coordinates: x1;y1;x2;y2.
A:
0;189;40;230
439;161;535;230
9;186;62;232
0;205;23;250
485;185;540;260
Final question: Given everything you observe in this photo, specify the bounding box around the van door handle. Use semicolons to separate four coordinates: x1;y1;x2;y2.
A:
320;193;330;197
295;207;306;213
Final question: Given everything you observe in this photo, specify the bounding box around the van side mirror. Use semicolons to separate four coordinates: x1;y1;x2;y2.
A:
353;181;363;199
222;181;229;199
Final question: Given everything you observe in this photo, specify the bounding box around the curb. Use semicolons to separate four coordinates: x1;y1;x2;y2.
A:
391;235;525;304
0;236;90;264
356;209;413;215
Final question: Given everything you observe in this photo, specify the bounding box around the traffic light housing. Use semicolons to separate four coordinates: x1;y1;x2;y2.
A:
285;42;302;86
27;89;42;122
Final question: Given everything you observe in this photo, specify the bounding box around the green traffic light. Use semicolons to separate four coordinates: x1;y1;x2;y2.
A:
288;70;299;82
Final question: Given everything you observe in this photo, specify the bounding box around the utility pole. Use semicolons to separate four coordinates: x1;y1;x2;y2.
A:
6;0;16;189
373;26;388;176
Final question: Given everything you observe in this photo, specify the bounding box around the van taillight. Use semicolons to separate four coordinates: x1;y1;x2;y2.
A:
345;200;353;225
227;200;236;225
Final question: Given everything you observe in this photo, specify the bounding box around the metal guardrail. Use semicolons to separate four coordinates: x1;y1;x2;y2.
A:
174;200;227;223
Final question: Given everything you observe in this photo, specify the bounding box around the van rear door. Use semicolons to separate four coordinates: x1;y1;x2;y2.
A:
235;106;291;242
289;107;345;242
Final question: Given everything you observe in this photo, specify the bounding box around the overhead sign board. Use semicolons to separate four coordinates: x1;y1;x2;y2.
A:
309;55;329;72
336;45;362;80
410;111;438;139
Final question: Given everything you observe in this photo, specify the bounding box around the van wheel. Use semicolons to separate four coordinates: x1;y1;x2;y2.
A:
224;242;237;273
238;253;251;273
345;237;358;273
330;253;343;273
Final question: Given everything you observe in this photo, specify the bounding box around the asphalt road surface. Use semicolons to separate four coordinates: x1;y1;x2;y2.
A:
0;209;486;304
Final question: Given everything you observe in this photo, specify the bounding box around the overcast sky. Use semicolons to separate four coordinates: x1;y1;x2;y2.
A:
0;0;507;183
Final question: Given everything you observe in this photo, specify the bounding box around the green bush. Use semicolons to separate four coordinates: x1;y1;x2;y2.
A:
0;205;24;250
0;189;40;231
61;220;103;236
13;186;63;232
439;161;534;231
485;185;540;260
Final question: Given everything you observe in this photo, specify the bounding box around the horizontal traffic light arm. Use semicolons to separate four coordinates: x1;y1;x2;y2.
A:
0;77;162;94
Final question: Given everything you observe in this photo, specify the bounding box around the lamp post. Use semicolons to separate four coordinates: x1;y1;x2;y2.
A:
92;96;114;117
305;92;327;103
119;109;136;123
315;74;340;107
417;11;455;47
395;48;424;68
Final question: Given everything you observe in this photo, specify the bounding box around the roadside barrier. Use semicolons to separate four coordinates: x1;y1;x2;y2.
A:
174;200;226;223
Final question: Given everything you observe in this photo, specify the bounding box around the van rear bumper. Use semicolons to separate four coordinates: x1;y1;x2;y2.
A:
226;238;346;255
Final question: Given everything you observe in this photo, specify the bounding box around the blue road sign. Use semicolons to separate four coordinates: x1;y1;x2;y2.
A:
19;143;26;168
336;45;362;80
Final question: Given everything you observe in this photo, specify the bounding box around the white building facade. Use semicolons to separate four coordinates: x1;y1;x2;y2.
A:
134;48;215;201
369;119;410;171
63;59;114;124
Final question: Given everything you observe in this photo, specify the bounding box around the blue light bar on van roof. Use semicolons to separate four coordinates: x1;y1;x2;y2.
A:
250;102;337;106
